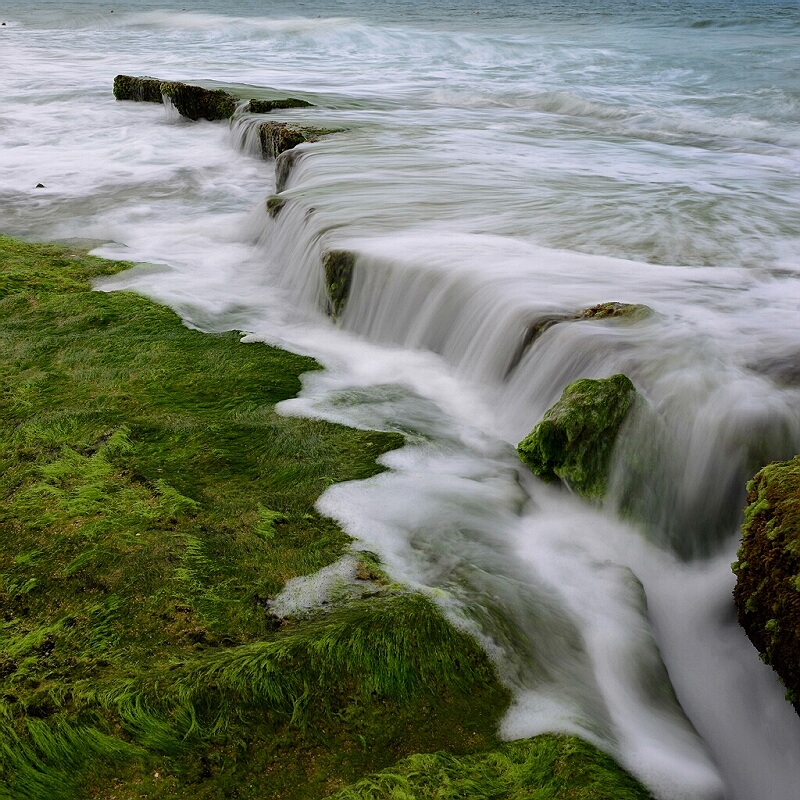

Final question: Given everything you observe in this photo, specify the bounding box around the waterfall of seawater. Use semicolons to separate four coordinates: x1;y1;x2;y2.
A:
212;133;800;800
4;2;800;798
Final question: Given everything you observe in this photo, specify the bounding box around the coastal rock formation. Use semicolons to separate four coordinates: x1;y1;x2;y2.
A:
322;250;356;320
275;148;303;192
508;302;652;377
113;75;314;123
733;456;800;713
518;374;636;499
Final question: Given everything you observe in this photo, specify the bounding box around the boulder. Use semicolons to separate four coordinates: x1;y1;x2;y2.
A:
733;456;800;713
517;374;636;499
322;250;355;320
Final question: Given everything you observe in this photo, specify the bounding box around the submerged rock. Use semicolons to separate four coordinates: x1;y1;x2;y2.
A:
517;374;636;499
507;302;652;378
322;250;356;320
733;456;800;714
247;97;313;114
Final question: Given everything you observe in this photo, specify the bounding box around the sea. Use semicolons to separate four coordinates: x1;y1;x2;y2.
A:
2;1;800;797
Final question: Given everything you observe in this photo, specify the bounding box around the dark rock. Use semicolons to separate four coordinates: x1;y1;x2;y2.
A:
159;81;238;122
733;456;800;714
258;122;344;160
35;183;45;189
322;250;356;320
113;75;164;104
275;148;303;192
517;374;637;499
507;302;652;378
247;97;313;114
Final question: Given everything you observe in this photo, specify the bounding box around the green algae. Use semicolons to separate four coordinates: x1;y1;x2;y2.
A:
733;455;800;714
258;122;343;160
112;75;163;104
248;98;313;114
332;734;653;800
158;81;238;122
517;374;636;499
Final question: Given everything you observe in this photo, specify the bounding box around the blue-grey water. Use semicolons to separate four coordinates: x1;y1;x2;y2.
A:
2;1;800;798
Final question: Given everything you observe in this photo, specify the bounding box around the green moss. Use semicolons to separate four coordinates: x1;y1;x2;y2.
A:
267;195;287;218
323;250;356;321
734;455;800;715
0;235;653;799
258;122;344;160
576;302;652;321
158;82;238;122
517;375;636;499
331;734;653;800
113;75;163;104
248;98;313;114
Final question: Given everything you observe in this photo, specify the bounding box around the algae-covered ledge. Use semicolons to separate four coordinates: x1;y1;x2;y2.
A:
0;235;653;799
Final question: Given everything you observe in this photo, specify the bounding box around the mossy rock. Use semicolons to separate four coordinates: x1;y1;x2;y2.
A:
258;122;343;160
275;147;304;192
323;250;356;321
113;75;164;103
266;195;286;219
159;81;238;121
247;97;313;114
507;303;652;378
733;456;800;714
517;374;636;499
577;302;651;321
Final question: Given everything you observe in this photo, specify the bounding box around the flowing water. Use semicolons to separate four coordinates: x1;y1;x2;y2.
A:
2;1;800;797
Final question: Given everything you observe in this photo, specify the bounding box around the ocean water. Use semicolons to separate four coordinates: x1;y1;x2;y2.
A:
2;1;800;797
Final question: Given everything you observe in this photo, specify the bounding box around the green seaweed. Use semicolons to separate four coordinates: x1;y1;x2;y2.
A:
248;98;314;114
517;374;636;499
332;734;653;800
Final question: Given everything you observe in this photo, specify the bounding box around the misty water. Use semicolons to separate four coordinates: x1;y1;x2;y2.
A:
2;1;800;797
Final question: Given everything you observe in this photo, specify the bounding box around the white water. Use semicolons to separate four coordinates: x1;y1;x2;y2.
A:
3;1;800;797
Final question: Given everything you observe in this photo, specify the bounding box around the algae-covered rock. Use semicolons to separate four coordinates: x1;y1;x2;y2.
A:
275;148;303;192
322;250;355;320
518;374;636;499
577;302;651;321
266;195;286;219
247;97;313;114
733;456;800;714
258;122;342;160
113;75;164;103
507;302;653;378
114;75;238;120
159;81;238;121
